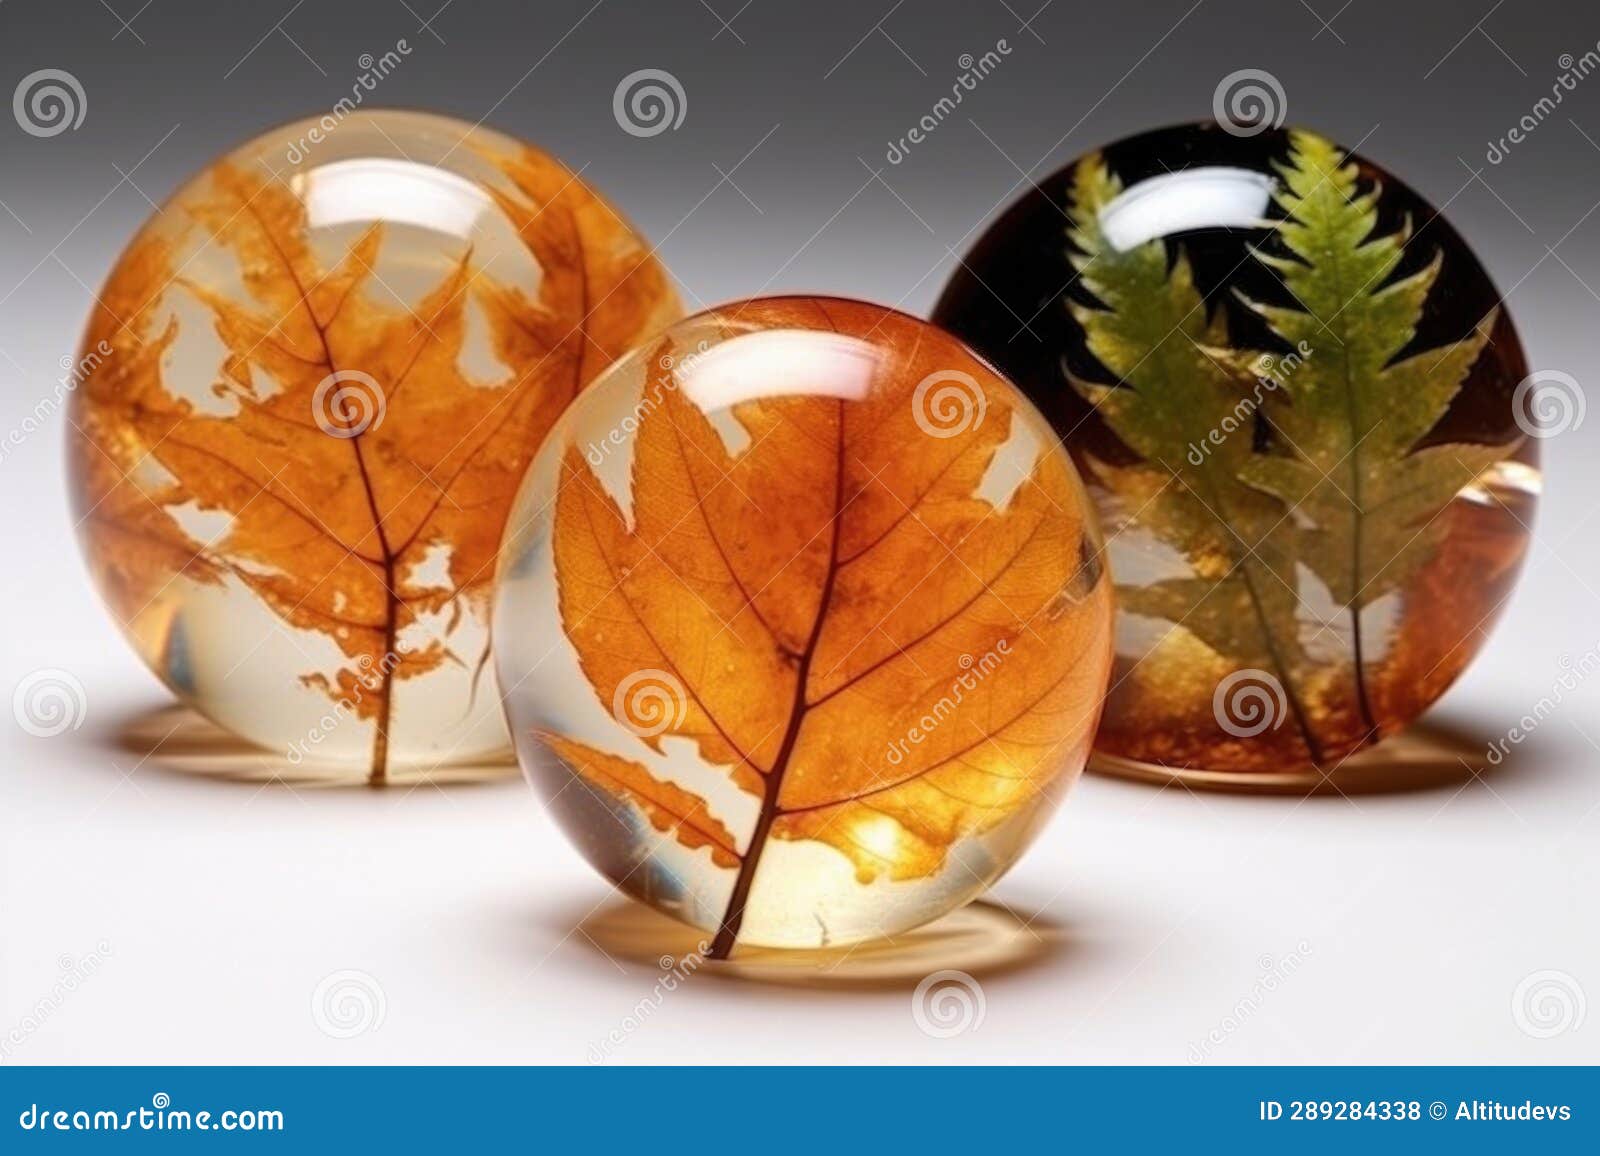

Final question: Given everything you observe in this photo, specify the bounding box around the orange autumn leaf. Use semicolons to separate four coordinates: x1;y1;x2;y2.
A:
71;148;678;783
540;733;741;869
537;300;1112;957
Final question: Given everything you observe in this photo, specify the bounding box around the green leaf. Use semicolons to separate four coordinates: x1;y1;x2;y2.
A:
1236;130;1513;611
1234;131;1518;728
1064;153;1318;756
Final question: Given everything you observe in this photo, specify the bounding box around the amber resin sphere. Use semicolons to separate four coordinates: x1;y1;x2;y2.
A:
494;298;1113;953
934;123;1537;790
69;111;680;785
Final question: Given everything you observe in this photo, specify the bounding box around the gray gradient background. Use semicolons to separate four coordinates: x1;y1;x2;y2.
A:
2;0;1597;1063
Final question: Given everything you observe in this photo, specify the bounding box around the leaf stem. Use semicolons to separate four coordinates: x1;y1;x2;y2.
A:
1349;603;1380;746
1198;468;1327;768
708;401;846;960
1236;552;1326;768
345;426;397;789
369;555;397;788
241;200;402;787
1326;227;1382;752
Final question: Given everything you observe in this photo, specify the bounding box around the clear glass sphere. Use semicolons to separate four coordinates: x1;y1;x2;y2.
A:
494;297;1114;953
69;110;680;785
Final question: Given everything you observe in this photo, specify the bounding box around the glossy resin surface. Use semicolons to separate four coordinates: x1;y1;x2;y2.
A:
70;111;680;784
935;124;1536;785
495;297;1113;952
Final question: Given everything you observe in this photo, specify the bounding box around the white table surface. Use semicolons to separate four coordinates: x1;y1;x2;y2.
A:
4;501;1595;1064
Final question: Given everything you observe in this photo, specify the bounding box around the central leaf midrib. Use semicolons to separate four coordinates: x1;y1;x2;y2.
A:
707;396;847;959
243;199;399;784
1293;163;1382;739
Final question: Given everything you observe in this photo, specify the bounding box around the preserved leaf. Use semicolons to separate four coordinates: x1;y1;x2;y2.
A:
1063;154;1322;761
540;733;741;869
1234;130;1518;735
538;305;1111;957
73;150;676;784
933;121;1537;782
1063;133;1519;766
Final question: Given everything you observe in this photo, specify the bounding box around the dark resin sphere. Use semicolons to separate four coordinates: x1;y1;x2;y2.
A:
934;123;1538;788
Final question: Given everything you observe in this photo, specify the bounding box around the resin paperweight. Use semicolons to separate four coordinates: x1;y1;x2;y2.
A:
69;110;681;785
494;297;1113;954
934;124;1537;790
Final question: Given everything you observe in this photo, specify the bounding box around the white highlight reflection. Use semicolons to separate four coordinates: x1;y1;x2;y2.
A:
1099;166;1275;252
678;329;881;412
295;158;490;238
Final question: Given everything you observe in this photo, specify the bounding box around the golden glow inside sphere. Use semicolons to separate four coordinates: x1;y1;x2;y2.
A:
494;297;1113;954
69;110;681;785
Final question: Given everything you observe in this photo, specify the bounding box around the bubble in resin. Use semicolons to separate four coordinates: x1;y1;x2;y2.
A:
493;298;1113;954
69;110;681;785
933;123;1539;788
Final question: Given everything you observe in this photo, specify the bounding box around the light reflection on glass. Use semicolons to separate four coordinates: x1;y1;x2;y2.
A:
677;329;882;412
1099;166;1275;251
294;157;491;237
